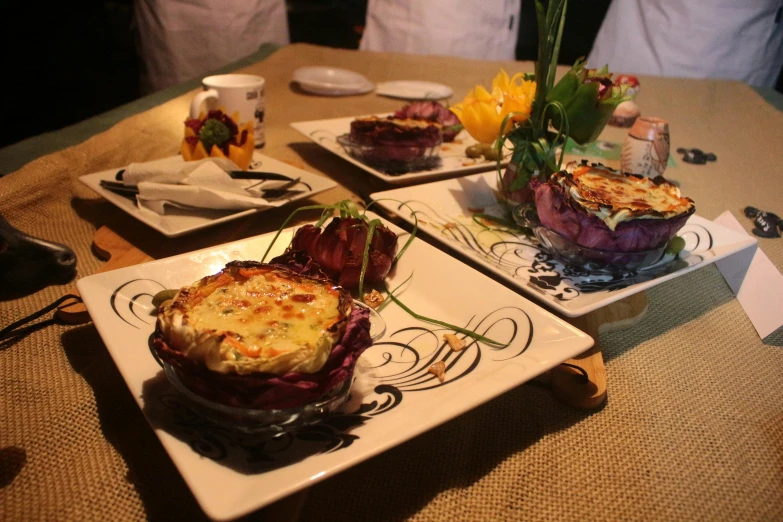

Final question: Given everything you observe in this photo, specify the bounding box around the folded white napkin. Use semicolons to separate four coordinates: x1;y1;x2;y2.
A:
122;157;239;186
120;158;290;215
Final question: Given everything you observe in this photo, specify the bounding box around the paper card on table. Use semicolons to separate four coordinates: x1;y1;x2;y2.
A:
714;211;783;340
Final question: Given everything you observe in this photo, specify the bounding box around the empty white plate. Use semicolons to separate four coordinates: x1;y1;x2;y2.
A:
293;66;374;96
375;80;454;100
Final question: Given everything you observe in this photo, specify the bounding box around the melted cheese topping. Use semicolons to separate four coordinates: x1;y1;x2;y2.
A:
159;266;348;375
554;162;695;230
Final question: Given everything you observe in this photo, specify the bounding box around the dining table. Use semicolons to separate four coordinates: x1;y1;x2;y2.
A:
1;43;782;522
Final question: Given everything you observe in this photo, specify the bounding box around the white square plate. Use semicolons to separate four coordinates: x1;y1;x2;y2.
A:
77;214;592;521
290;114;506;185
79;152;337;237
370;171;758;317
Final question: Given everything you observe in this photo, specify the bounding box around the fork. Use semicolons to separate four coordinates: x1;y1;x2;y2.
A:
246;177;304;200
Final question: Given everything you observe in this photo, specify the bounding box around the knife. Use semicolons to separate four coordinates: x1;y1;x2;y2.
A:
115;169;295;182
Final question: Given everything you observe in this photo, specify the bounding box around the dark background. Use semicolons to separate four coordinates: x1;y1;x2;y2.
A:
2;0;780;150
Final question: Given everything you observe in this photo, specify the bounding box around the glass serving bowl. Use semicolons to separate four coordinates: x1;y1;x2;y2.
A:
353;300;387;340
336;133;442;175
512;203;672;274
163;362;352;437
160;301;386;437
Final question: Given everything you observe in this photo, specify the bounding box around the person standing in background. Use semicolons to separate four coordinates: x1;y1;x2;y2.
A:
134;0;290;94
359;0;521;60
587;0;783;88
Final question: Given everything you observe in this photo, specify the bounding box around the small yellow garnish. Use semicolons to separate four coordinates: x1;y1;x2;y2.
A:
428;361;446;382
363;289;385;309
443;333;466;351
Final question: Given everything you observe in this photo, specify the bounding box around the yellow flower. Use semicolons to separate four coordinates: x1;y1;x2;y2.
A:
450;70;536;144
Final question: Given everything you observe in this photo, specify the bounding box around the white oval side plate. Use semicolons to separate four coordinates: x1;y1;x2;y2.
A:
375;80;454;100
293;66;375;96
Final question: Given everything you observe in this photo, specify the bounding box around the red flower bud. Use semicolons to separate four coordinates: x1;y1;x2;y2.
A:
291;218;398;288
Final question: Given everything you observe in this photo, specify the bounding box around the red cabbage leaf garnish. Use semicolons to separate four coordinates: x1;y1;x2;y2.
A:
393;101;463;142
261;200;503;345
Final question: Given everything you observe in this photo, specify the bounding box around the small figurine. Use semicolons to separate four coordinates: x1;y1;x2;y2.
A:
744;206;782;238
677;148;717;165
621;116;670;178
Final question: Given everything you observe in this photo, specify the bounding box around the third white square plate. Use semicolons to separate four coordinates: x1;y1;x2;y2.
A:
290;115;506;185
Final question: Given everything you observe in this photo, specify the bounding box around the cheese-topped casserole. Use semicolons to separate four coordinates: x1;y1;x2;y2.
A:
553;162;695;230
156;262;351;376
353;116;442;130
349;116;443;147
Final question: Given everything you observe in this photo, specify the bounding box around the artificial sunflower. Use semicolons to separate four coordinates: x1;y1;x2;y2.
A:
450;70;536;145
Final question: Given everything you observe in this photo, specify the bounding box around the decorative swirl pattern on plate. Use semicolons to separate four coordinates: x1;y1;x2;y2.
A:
395;200;715;299
367;306;532;392
110;278;167;328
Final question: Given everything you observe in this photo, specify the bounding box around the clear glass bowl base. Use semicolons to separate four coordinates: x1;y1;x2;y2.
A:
163;362;352;437
337;134;442;175
512;203;671;274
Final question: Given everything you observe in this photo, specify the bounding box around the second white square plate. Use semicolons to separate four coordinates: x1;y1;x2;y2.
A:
371;171;758;317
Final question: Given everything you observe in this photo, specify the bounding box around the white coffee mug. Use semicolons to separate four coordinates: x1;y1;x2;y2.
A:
190;74;266;148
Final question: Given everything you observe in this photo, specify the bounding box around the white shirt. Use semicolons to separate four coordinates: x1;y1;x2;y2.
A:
135;0;290;93
360;0;521;60
588;0;783;87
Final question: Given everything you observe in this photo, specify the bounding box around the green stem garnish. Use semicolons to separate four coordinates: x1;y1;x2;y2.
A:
260;203;334;263
365;198;418;265
495;0;571;197
471;212;526;234
374;272;412;314
261;198;497;346
382;280;506;346
357;218;379;299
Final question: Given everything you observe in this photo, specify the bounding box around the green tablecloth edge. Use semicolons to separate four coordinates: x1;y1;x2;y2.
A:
1;45;781;177
0;43;281;177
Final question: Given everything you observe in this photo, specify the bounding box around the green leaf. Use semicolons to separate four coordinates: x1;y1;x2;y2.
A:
509;170;531;191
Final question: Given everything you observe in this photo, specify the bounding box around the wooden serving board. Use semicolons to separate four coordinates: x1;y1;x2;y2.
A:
543;292;648;410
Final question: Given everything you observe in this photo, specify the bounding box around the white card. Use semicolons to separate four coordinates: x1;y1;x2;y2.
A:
714;211;783;340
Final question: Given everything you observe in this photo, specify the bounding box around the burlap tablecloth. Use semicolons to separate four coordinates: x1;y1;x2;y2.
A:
1;44;782;521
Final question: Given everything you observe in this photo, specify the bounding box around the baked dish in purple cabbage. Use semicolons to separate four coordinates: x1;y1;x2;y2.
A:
153;260;373;418
521;161;695;272
338;116;443;174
